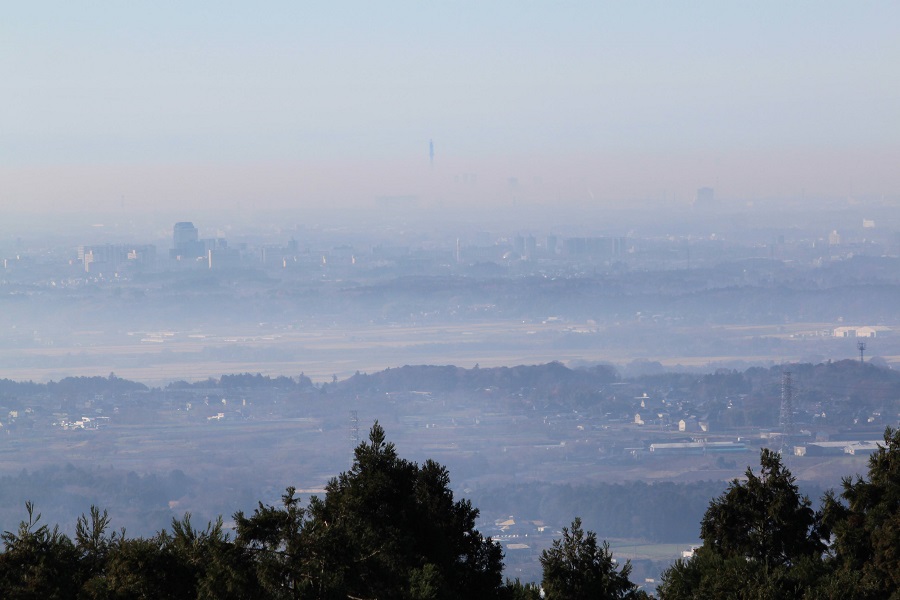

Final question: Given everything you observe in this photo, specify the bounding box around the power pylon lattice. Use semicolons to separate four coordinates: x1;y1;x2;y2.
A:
858;340;866;363
779;371;794;453
349;409;360;468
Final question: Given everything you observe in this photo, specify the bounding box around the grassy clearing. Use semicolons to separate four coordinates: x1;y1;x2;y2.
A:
607;540;696;561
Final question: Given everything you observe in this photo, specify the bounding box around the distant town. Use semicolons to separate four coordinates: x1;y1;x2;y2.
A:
0;358;894;587
3;196;900;387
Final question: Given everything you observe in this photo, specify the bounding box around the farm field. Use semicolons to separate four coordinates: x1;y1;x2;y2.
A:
0;319;880;385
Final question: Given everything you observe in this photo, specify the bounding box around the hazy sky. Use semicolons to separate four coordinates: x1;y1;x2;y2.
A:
3;2;899;213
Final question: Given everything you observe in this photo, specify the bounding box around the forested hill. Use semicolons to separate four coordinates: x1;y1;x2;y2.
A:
333;361;618;395
327;360;900;425
0;374;148;397
330;359;900;402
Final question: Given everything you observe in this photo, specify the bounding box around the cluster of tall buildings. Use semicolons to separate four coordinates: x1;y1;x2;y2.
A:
77;222;238;273
169;222;237;267
77;244;156;273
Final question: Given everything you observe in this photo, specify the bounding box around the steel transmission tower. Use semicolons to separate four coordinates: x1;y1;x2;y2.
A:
858;340;866;363
349;409;360;468
779;371;794;453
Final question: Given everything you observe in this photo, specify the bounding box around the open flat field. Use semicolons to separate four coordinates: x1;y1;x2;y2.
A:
0;319;882;385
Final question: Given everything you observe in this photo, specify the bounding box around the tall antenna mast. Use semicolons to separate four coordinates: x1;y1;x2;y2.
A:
779;371;794;454
858;340;866;363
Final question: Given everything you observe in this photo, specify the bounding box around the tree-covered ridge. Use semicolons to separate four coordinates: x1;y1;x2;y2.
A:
3;360;899;421
334;362;619;395
166;372;314;391
0;373;149;397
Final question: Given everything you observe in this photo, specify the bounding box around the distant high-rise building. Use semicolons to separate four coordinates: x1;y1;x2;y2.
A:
693;187;716;209
546;235;558;256
564;236;626;259
514;235;526;256
173;222;198;249
78;244;156;272
525;235;537;260
171;222;204;260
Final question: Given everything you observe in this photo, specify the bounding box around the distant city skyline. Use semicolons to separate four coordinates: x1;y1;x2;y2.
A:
3;2;899;213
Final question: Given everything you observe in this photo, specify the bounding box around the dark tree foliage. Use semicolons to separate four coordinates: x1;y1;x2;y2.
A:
234;421;505;599
659;450;827;600
0;424;505;598
539;518;646;600
657;548;831;600
166;373;313;391
233;487;309;598
14;424;900;599
219;373;307;389
0;505;257;600
655;441;900;599
0;502;80;599
0;378;44;396
50;374;149;396
336;362;618;404
698;449;823;567
820;427;900;599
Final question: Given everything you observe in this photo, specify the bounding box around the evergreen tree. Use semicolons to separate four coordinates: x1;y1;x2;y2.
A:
539;517;646;599
235;421;505;599
234;487;311;598
820;427;900;599
0;502;80;599
699;448;823;567
502;578;542;599
659;449;826;599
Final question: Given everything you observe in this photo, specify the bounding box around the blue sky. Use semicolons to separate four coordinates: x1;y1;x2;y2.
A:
3;2;898;212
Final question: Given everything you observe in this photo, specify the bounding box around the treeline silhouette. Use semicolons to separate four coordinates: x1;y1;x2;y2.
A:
0;465;767;552
0;423;506;599
658;428;900;599
3;361;899;417
0;424;651;600
5;425;900;598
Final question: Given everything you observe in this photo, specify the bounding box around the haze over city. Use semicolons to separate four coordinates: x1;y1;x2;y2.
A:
4;2;898;215
2;3;900;597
